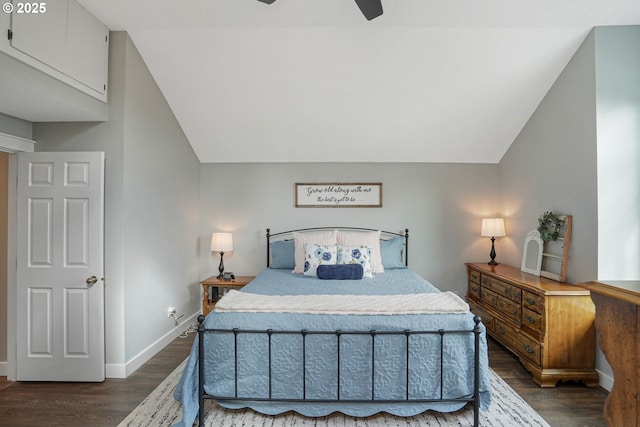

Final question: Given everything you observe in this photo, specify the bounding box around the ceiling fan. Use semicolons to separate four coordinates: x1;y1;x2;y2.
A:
257;0;383;21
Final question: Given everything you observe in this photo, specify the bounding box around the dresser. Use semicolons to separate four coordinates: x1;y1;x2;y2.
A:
579;280;640;427
465;263;598;387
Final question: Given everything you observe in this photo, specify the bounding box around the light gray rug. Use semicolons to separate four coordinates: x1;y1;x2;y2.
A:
118;359;550;427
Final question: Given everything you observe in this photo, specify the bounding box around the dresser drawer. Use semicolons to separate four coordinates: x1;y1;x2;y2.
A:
468;301;494;332
522;306;544;336
514;331;541;366
468;281;481;300
523;291;545;314
495;318;541;365
469;269;481;284
481;287;521;324
481;274;522;303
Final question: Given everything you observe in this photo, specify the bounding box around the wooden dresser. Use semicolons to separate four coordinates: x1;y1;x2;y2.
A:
579;280;640;427
465;262;598;387
200;275;255;316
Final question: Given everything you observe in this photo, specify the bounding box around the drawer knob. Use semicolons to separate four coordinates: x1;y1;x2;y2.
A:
524;344;535;354
526;316;535;324
497;326;506;334
511;308;518;315
525;298;535;305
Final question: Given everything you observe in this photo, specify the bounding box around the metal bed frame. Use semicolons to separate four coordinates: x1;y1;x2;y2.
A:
196;227;483;427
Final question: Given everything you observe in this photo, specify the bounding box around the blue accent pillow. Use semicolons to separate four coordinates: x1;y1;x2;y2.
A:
380;237;406;269
270;240;295;269
317;264;364;280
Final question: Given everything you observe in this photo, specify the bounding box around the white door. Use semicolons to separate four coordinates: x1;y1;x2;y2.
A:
16;151;105;381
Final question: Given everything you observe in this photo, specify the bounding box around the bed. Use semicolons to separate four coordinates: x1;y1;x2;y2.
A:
173;227;492;427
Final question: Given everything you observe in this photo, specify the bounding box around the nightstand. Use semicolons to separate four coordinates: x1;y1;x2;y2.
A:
200;275;255;316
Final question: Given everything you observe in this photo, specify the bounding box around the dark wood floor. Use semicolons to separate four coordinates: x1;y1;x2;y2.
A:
488;338;608;427
0;336;608;427
0;333;194;426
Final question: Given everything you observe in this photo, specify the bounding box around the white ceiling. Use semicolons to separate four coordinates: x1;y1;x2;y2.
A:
76;0;640;163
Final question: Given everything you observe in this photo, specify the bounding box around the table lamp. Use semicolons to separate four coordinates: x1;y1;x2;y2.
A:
211;232;233;278
481;218;506;265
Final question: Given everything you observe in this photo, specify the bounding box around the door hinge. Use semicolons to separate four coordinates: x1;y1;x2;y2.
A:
8;29;13;41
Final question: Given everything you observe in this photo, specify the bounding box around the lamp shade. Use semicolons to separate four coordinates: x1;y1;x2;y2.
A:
481;218;506;238
211;232;234;252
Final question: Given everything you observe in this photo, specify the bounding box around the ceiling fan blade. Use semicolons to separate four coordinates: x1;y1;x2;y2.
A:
257;0;277;4
354;0;383;20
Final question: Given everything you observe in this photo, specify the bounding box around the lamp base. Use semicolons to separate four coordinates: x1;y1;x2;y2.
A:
217;252;225;278
487;237;498;265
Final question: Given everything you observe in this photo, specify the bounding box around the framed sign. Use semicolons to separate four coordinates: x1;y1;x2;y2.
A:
295;183;382;208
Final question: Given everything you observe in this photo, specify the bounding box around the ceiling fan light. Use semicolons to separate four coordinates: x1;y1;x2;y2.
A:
354;0;383;20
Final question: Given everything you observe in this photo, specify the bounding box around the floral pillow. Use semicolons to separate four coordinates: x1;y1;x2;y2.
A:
292;230;337;274
337;245;373;278
337;230;383;273
303;244;338;276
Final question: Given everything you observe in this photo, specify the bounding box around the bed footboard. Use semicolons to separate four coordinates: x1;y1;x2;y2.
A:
197;315;482;427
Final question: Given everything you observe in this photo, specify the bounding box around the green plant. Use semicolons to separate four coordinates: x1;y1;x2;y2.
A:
537;211;563;242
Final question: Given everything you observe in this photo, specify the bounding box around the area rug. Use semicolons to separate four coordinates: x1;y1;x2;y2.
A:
118;359;549;427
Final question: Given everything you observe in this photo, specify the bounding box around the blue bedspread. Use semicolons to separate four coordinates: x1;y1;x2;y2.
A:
173;269;492;427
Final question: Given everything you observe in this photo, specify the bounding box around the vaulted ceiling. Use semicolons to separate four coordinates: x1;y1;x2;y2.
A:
76;0;640;163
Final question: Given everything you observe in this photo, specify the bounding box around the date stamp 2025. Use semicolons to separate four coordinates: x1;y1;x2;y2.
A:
3;2;47;14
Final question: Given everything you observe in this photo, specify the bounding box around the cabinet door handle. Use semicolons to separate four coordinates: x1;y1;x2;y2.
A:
524;344;535;354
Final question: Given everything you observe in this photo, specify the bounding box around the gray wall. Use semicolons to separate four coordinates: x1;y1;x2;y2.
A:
499;31;598;283
0;113;32;140
499;31;613;382
33;32;201;367
594;26;640;280
0;152;7;365
199;163;502;295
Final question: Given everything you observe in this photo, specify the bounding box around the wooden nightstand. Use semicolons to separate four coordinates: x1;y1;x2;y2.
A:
200;275;255;316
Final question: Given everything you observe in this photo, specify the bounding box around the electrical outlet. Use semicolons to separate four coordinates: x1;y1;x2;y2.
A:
167;306;176;318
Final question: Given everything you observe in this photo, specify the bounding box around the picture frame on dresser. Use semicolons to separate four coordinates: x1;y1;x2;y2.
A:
521;230;543;276
539;214;572;283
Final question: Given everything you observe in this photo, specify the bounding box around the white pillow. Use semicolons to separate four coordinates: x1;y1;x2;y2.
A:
337;245;373;278
292;230;338;274
303;244;338;276
337;230;384;273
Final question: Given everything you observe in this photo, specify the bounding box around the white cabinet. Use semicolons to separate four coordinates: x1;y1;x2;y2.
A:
4;0;109;101
66;0;108;95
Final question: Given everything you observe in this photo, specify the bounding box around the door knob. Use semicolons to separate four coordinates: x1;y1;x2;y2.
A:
86;275;98;285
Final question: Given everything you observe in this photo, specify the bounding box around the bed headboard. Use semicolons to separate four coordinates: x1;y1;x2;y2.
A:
266;227;409;268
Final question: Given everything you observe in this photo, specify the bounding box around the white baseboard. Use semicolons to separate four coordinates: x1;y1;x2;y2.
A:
597;369;613;392
0;361;6;376
105;311;199;379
